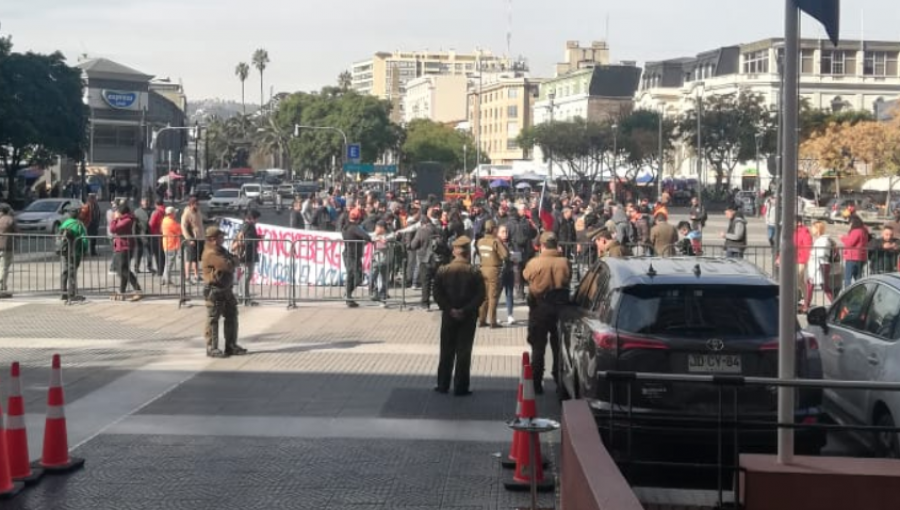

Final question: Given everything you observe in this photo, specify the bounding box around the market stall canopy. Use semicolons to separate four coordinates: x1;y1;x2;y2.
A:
862;177;900;192
391;177;410;183
263;168;287;176
515;182;532;190
363;177;384;184
515;173;546;182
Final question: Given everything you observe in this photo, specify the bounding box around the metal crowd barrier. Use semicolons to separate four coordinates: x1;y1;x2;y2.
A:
596;370;900;509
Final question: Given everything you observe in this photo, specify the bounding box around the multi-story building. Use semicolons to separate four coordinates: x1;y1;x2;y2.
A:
78;58;187;196
351;50;511;122
533;64;642;125
402;75;468;125
467;71;542;164
555;40;610;76
635;38;900;187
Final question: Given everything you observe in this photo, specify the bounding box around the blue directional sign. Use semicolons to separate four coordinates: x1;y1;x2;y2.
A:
342;163;374;173
346;144;361;163
374;164;398;174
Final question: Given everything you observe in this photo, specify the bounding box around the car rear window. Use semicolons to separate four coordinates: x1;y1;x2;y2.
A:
617;285;778;338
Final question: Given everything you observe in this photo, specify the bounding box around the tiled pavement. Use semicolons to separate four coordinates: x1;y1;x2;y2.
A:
0;299;560;510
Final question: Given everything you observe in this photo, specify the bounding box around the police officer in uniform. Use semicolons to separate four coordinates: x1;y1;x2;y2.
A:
523;232;571;394
201;226;247;358
433;236;486;396
476;220;509;328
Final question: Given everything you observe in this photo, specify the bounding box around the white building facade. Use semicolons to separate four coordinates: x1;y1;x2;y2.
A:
402;75;468;125
635;38;900;190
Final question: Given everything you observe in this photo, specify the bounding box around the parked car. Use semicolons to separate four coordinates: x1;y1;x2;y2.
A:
260;185;276;203
277;184;294;198
194;183;213;200
807;274;900;457
14;198;84;233
240;183;262;204
208;189;249;214
557;257;825;453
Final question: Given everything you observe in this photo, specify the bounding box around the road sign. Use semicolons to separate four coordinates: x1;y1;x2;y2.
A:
346;144;361;163
342;163;374;173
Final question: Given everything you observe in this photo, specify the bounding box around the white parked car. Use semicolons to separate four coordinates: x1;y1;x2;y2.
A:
208;189;249;213
240;183;262;204
15;198;83;233
260;185;276;203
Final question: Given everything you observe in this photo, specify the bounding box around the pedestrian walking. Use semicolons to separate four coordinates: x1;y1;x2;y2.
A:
83;194;102;256
688;196;707;232
497;224;517;325
161;207;182;286
807;221;835;307
841;215;869;290
0;203;16;298
149;199;166;275
523;232;571;394
433;236;486;396
57;206;88;302
133;198;156;274
410;208;448;310
109;204;143;301
341;208;371;308
201;226;247;358
475;220;509;328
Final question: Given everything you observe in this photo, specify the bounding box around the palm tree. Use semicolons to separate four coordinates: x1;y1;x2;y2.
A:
337;71;352;92
234;62;250;115
252;49;270;113
255;116;291;176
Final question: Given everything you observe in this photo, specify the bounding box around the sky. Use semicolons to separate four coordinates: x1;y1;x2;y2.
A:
1;0;898;102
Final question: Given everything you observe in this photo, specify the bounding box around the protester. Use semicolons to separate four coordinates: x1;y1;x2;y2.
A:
841;215;869;289
160;206;182;286
0;204;15;298
807;221;835;307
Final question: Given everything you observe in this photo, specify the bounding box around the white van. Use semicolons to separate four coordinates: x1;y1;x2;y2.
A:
240;183;262;204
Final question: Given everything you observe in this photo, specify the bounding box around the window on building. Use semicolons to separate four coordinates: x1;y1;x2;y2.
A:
508;88;519;99
507;139;519;150
93;125;137;147
508;105;518;118
801;49;814;74
742;50;769;74
864;51;898;76
821;50;856;75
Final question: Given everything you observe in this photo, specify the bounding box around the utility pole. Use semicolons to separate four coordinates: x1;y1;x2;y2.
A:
696;93;703;193
193;121;200;181
658;105;665;201
547;91;556;180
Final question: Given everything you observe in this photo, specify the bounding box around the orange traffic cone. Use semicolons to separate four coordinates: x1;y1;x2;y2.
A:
0;399;24;499
35;354;84;473
504;365;554;492
502;352;529;469
7;362;43;484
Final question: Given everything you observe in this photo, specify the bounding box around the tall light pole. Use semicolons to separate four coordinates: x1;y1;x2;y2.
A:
611;122;619;203
657;104;665;201
475;49;483;185
149;124;198;200
547;90;556;180
696;88;704;192
293;124;348;190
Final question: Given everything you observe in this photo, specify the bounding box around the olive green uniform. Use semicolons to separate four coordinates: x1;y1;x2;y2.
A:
202;241;238;353
476;234;509;326
433;240;486;395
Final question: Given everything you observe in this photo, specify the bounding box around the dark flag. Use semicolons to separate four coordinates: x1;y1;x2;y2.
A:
797;0;840;46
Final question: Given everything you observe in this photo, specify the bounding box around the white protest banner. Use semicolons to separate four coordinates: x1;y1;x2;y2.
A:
219;218;374;287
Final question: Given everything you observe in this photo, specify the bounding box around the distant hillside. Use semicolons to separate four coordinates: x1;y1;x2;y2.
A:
188;99;259;122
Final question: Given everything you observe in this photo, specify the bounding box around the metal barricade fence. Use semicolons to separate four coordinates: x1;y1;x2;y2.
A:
596;370;900;509
176;237;409;309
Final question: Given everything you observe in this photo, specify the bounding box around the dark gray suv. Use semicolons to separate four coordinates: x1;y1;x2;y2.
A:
557;257;825;452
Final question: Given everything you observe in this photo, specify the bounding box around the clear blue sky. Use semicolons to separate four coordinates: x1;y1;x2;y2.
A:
1;0;898;101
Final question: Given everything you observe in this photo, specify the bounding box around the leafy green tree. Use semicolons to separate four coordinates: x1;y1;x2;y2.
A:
679;91;774;190
799;97;874;141
401;119;477;176
252;49;270;113
235;62;250;115
254;115;292;175
337;71;352;92
617;109;677;185
0;47;87;201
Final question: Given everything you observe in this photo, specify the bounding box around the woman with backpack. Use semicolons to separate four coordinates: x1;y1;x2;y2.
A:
807;221;835;307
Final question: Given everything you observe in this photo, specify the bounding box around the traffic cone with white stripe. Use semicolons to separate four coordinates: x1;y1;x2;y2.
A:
503;364;554;492
34;354;84;473
0;399;24;498
502;352;529;469
6;362;43;484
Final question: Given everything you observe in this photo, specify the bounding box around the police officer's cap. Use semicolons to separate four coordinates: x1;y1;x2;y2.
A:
539;231;558;248
205;226;224;239
452;236;472;248
484;220;496;232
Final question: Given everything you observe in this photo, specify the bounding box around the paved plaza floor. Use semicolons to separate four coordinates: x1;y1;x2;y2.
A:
0;298;559;510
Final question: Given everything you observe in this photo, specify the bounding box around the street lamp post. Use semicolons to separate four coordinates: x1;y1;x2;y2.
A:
149;124;198;200
547;90;556;180
657;104;665;202
293;124;348;190
612;122;619;202
696;92;704;192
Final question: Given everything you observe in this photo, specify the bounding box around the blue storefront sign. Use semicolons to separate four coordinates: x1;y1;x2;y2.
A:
101;90;138;109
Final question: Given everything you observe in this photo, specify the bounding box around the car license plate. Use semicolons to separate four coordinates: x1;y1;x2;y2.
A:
688;354;742;374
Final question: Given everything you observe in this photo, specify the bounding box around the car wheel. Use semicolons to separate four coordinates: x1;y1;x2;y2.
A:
51;222;60;233
876;412;900;459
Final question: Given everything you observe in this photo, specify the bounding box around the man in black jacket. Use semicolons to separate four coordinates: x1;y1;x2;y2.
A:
554;207;577;258
238;210;262;306
341;208;372;308
132;198;156;274
410;208;446;311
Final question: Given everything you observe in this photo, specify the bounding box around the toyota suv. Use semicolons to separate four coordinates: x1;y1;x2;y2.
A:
557;257;825;454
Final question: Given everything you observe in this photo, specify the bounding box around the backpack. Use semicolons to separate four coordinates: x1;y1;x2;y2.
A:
429;232;451;264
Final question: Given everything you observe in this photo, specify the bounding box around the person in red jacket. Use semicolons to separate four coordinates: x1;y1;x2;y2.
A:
148;199;166;275
109;204;142;301
795;219;813;312
840;214;869;291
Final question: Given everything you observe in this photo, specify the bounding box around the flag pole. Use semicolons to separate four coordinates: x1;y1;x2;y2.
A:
778;0;800;465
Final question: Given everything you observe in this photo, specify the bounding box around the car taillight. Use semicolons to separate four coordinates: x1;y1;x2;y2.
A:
592;331;668;351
